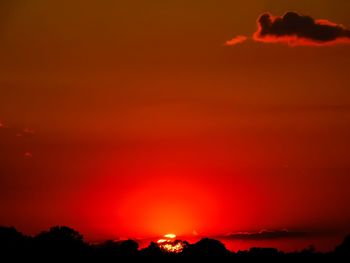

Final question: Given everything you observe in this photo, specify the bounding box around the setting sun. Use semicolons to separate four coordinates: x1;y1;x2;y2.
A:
157;234;186;253
164;233;176;239
157;233;176;244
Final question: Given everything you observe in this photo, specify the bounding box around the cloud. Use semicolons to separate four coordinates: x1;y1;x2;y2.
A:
224;35;247;46
253;12;350;46
225;12;350;47
218;230;307;240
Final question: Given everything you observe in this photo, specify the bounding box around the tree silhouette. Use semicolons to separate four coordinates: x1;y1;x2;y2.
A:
94;239;139;260
140;241;164;257
335;235;350;259
0;226;29;259
34;226;88;260
183;238;230;258
0;226;25;247
0;225;350;262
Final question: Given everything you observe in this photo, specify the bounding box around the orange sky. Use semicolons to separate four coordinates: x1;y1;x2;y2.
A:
1;0;350;251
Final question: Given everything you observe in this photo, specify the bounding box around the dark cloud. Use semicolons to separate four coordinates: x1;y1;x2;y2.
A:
218;230;307;240
226;12;350;46
253;12;350;46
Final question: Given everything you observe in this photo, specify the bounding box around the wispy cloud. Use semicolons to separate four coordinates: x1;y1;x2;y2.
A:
224;35;248;46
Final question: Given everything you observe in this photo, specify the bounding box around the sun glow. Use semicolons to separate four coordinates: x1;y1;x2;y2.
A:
157;234;185;253
164;233;176;239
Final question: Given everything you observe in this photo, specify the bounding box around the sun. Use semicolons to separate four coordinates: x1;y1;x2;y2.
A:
164;233;176;239
157;234;185;253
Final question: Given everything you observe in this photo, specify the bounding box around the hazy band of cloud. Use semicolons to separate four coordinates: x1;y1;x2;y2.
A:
216;230;307;240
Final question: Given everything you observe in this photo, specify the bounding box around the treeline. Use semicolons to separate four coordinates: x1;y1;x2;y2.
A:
0;225;349;262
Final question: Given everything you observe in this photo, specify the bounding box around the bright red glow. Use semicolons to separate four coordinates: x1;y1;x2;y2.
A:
67;142;276;242
79;171;221;238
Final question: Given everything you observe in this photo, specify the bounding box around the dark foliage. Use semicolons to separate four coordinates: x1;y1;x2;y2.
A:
0;225;349;262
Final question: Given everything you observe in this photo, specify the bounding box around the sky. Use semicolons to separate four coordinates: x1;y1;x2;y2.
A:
1;0;350;251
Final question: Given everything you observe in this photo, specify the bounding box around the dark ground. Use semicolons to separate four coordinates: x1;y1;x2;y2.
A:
1;225;349;262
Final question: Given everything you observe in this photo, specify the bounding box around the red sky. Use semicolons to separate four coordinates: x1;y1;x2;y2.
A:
1;0;350;251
